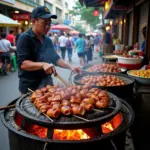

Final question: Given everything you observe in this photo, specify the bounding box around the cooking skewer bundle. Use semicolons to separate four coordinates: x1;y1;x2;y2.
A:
30;85;109;119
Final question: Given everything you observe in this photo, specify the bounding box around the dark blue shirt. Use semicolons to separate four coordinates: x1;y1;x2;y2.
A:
141;41;146;53
105;32;112;44
17;28;60;93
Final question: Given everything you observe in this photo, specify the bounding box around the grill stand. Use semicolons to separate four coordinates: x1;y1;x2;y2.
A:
8;130;126;150
2;96;134;150
47;128;54;139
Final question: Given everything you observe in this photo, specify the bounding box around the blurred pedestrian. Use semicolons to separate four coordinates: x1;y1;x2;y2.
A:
0;33;14;74
100;27;113;55
49;33;57;52
48;33;53;41
66;33;74;62
141;26;146;53
16;28;22;45
141;26;148;64
85;36;92;64
112;33;121;45
112;33;121;50
90;35;94;51
6;30;16;46
93;34;100;52
58;32;67;60
75;33;86;66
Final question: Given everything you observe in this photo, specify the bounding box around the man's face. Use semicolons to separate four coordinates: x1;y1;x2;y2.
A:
33;18;51;35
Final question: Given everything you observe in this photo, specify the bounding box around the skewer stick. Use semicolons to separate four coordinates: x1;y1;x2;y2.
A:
43;113;54;122
28;88;34;93
55;74;70;87
0;93;29;111
73;115;90;122
0;104;15;111
93;109;104;113
27;88;54;122
109;107;115;109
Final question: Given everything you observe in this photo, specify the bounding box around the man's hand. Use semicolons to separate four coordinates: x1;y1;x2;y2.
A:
71;66;82;75
56;59;82;75
42;63;57;75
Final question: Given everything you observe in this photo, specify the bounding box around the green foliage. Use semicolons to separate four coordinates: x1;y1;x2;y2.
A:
74;24;86;33
70;1;100;29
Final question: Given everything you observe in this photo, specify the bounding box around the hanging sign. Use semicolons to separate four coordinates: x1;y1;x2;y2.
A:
13;14;30;21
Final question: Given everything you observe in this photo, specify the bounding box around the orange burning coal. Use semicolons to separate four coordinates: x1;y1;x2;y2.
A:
27;113;123;140
102;122;114;133
102;113;123;134
53;129;90;140
28;126;90;140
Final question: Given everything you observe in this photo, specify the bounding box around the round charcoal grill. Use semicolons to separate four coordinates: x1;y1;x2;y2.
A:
82;64;127;74
16;92;121;129
74;72;135;98
1;98;134;150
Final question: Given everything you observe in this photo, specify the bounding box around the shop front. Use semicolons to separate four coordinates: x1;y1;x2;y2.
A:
103;0;150;60
12;13;31;32
0;6;30;34
128;12;133;46
138;1;149;49
103;0;128;44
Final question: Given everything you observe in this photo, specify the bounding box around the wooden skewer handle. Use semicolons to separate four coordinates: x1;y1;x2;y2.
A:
55;74;70;87
28;88;34;93
0;104;15;111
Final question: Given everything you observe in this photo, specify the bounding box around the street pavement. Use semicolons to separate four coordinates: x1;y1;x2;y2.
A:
0;51;100;150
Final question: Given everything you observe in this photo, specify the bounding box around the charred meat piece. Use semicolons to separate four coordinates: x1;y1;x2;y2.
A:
72;106;85;116
46;108;60;118
61;106;72;116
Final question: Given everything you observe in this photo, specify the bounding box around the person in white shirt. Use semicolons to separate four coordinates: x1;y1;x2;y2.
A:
0;33;13;73
58;32;67;60
90;35;94;50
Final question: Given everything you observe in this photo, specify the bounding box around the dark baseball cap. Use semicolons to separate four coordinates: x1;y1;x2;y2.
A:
31;6;57;19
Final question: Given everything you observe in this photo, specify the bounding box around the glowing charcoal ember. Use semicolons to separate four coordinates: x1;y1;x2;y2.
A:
102;122;114;134
29;125;47;138
53;129;90;140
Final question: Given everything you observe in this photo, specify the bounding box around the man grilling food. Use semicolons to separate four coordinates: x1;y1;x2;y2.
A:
17;6;81;94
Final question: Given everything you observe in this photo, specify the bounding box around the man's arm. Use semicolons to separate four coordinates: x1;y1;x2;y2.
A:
21;60;44;71
21;60;56;75
17;34;56;75
56;59;81;74
56;59;73;70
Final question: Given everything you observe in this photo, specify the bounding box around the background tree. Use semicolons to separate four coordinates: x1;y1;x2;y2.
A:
70;1;101;29
74;24;86;33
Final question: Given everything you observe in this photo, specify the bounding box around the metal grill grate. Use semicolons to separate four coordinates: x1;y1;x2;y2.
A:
16;92;121;129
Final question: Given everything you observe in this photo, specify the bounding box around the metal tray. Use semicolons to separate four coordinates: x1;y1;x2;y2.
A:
102;55;118;61
82;64;127;74
74;72;135;98
127;71;150;85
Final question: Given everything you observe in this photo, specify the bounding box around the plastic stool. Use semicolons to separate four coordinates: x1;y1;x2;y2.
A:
11;55;17;72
